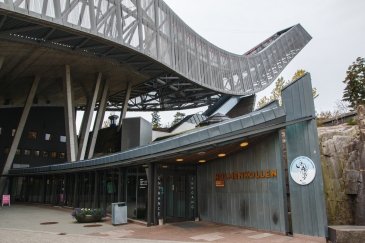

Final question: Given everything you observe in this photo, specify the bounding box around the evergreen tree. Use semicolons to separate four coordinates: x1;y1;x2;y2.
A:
171;112;186;126
151;111;161;129
343;57;365;109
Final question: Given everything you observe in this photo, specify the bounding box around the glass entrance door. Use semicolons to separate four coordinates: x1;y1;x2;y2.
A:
126;166;148;221
166;175;186;219
158;164;197;223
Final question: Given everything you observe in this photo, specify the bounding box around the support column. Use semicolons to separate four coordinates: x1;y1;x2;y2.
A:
87;79;109;159
88;172;92;208
117;168;122;202
78;73;102;160
118;82;132;131
51;176;56;205
63;175;67;206
147;163;155;226
102;171;107;210
0;76;40;194
80;173;85;208
63;65;78;162
24;177;30;202
93;172;99;208
40;176;46;203
73;174;79;208
0;56;4;70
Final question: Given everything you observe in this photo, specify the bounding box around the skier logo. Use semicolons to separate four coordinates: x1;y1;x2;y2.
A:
290;156;316;185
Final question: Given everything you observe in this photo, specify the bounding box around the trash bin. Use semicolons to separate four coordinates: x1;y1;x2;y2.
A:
112;202;127;225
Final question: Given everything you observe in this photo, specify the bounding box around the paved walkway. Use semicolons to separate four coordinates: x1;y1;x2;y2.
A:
0;204;325;243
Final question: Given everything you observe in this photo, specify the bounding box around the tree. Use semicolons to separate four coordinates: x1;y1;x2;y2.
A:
257;69;318;108
291;69;306;81
151;111;161;129
257;77;285;108
171;112;186;126
343;57;365;109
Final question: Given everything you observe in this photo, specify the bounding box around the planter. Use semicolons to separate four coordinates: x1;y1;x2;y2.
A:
76;214;102;223
72;208;105;223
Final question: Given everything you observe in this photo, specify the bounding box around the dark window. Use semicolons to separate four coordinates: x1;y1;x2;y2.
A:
50;152;57;158
16;149;21;155
4;148;9;154
27;131;37;140
12;129;16;137
43;151;48;158
24;149;31;156
34;150;40;157
59;152;65;159
0;127;2;135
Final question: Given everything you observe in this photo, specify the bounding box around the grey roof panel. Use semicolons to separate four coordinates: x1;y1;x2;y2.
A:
9;106;286;175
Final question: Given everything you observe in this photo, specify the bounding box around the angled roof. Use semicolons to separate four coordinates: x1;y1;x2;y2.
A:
9;105;286;175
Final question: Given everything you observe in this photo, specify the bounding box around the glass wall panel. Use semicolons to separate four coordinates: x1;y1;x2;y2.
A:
126;166;148;221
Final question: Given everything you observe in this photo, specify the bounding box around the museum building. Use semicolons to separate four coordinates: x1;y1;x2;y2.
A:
0;0;327;240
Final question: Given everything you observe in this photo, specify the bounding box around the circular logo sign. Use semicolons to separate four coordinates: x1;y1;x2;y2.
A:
290;156;316;185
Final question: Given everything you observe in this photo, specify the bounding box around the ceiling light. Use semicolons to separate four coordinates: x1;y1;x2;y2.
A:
240;142;249;147
217;153;226;158
198;159;206;163
197;151;206;156
162;165;168;169
176;158;184;162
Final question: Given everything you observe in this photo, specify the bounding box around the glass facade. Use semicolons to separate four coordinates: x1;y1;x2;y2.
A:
9;164;198;224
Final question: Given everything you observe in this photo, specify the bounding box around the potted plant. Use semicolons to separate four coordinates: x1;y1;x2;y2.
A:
71;208;105;223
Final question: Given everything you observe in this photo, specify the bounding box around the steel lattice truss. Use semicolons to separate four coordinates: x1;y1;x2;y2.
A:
0;0;311;111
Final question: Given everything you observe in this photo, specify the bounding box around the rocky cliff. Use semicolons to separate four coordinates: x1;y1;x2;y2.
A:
319;105;365;225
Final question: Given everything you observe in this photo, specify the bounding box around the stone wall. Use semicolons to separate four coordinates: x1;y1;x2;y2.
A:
319;105;365;225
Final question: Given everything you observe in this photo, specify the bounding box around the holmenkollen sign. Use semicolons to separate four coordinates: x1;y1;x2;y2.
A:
215;170;278;187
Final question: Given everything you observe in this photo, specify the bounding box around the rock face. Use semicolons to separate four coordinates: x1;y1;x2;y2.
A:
356;105;365;225
318;105;365;225
319;124;360;225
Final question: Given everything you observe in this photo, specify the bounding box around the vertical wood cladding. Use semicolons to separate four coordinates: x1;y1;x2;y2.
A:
282;74;328;237
198;132;288;233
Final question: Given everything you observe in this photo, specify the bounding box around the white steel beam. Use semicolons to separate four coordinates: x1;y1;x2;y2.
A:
63;65;78;162
77;73;102;161
118;81;132;131
0;75;40;194
87;79;110;159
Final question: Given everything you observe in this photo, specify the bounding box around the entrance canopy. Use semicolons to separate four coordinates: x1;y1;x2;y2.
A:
9;103;289;175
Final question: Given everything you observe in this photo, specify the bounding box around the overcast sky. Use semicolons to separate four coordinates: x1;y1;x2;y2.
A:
125;0;365;126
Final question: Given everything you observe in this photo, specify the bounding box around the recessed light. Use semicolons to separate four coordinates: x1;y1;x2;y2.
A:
198;159;206;163
162;165;168;168
217;153;226;158
197;151;206;156
240;142;249;147
176;158;184;162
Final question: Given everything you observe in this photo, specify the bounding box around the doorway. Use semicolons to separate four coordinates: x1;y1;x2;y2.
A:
158;164;197;223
